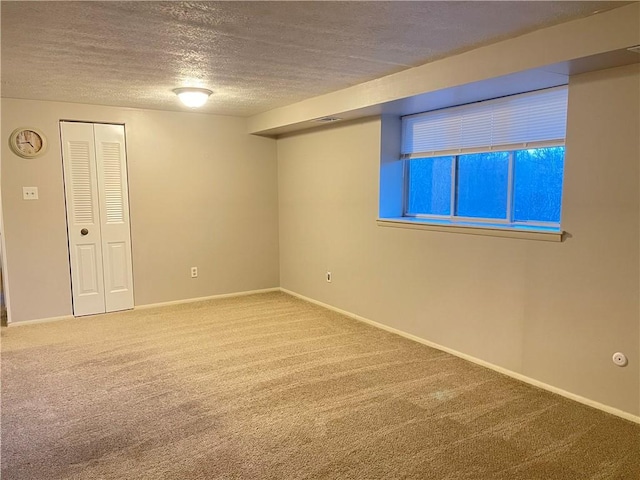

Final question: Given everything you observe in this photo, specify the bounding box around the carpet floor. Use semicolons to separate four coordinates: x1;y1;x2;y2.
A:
1;292;638;479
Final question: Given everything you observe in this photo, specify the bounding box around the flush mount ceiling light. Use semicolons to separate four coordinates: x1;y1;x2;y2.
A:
173;87;213;108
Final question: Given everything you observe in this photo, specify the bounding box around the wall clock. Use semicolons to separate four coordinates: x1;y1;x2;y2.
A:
9;127;47;159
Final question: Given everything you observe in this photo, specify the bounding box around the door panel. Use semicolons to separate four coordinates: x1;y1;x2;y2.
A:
101;141;125;224
68;141;97;225
94;124;134;313
61;122;106;316
105;242;128;292
76;244;101;295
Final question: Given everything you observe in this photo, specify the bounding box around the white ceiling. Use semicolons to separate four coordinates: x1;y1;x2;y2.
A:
0;1;629;117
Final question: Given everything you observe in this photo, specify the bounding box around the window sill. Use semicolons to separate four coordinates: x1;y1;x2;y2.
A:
377;217;564;242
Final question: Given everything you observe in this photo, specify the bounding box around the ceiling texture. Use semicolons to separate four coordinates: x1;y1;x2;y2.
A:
0;1;629;117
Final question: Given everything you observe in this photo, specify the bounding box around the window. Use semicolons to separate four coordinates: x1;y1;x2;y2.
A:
400;86;567;232
406;146;565;227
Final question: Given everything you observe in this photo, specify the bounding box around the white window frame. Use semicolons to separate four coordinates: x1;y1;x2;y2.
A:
403;145;565;231
389;86;568;239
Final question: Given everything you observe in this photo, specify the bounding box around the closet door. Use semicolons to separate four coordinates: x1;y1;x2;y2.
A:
61;122;106;316
61;122;134;316
94;124;134;312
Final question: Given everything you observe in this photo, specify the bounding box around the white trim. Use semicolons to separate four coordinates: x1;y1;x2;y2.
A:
134;288;281;310
377;218;564;242
7;314;75;327
505;151;514;222
7;288;280;326
449;157;456;216
0;207;12;325
280;288;640;425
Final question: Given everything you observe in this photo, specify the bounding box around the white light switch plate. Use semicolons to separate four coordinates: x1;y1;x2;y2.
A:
23;187;39;200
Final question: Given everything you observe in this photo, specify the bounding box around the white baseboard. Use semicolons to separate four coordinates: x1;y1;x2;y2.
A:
134;287;281;310
7;314;75;327
6;288;280;326
280;288;640;425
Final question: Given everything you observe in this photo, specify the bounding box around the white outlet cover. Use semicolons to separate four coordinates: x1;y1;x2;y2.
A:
22;186;39;200
612;352;628;367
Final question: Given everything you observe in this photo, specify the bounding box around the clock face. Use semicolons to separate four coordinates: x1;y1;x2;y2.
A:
16;130;43;155
10;128;47;158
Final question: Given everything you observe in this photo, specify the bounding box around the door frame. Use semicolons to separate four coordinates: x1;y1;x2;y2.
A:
0;195;13;325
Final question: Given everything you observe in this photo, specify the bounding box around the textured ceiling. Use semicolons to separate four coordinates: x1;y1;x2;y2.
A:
0;1;628;116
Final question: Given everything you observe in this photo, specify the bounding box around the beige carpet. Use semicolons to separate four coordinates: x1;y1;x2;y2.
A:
1;292;638;479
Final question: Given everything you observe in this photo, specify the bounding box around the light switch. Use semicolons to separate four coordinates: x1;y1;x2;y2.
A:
22;187;39;200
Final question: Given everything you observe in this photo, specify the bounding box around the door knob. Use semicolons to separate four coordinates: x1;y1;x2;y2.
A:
80;228;89;236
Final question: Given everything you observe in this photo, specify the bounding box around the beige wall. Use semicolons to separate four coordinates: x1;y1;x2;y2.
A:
277;64;640;416
1;99;279;323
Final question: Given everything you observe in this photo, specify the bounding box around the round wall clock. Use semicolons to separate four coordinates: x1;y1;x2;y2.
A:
9;127;47;159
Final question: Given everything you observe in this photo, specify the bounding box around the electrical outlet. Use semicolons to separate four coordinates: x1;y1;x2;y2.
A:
191;267;198;278
326;271;332;283
22;187;38;200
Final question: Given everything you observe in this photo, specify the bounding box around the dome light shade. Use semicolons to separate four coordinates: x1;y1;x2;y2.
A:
173;87;213;108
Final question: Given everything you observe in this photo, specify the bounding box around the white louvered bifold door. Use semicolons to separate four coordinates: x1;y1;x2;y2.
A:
61;122;106;316
61;122;134;316
94;124;134;313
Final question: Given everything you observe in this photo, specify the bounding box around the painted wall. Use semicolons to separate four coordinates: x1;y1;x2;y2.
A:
1;99;279;323
277;64;640;416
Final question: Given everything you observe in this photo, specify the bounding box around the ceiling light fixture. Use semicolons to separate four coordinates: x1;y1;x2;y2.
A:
173;87;213;108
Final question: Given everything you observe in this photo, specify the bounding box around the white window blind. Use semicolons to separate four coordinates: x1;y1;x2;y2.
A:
401;86;568;158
